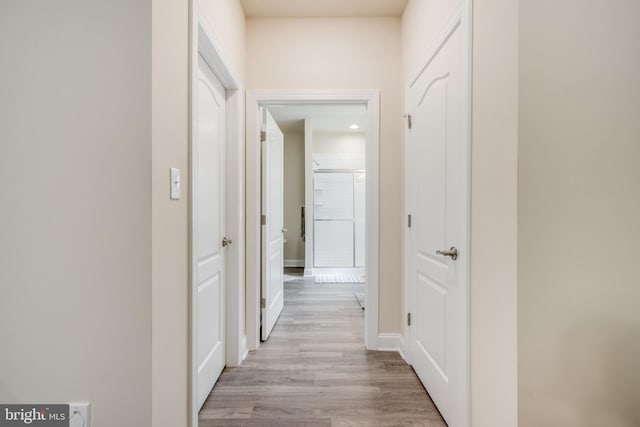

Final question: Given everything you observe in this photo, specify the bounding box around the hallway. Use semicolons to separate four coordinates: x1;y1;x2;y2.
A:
199;275;447;426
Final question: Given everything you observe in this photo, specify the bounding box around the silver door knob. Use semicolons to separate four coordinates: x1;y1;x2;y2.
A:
282;228;287;233
436;246;458;260
222;237;232;247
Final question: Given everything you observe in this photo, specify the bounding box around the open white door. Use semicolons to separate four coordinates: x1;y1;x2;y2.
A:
261;108;285;341
194;57;227;409
405;7;469;427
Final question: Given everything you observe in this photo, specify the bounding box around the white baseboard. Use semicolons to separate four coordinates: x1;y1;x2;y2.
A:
378;333;410;364
377;333;403;352
242;335;249;361
398;335;408;362
284;259;304;268
303;267;314;277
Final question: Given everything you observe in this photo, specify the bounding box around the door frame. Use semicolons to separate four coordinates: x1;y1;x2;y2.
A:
189;7;244;426
246;90;381;351
403;1;472;425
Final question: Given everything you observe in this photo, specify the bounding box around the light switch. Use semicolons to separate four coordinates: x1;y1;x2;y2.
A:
170;168;181;200
69;402;90;427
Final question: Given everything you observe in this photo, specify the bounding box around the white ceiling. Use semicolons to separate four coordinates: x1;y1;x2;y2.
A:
267;104;368;133
240;0;408;18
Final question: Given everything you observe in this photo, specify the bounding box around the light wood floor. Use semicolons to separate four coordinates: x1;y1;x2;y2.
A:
199;274;447;427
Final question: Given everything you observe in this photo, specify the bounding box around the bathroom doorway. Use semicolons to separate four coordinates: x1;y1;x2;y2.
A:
245;91;381;351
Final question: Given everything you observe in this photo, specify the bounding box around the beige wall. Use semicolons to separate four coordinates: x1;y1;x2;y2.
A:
283;132;305;263
0;1;152;425
401;1;519;426
199;0;246;77
152;1;245;426
470;0;519;425
247;17;403;333
518;1;640;426
151;0;190;426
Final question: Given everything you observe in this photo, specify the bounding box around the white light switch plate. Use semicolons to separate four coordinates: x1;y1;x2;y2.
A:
170;168;181;200
69;402;90;427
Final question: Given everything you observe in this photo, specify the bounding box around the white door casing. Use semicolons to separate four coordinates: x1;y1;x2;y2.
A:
194;57;227;410
260;108;285;341
405;3;470;427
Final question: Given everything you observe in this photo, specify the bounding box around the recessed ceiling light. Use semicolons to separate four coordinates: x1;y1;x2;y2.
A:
349;124;359;130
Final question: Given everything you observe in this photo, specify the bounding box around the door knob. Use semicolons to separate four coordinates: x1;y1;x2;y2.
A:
436;246;458;260
222;237;232;247
282;228;287;233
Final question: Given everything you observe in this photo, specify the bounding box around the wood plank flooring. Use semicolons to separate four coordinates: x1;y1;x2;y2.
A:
199;274;447;427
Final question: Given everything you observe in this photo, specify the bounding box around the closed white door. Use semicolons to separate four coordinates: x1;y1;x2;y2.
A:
405;12;469;427
261;108;284;341
194;57;227;409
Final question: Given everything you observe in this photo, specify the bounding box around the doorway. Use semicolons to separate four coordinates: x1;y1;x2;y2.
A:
268;104;369;327
246;91;381;351
268;103;367;278
404;3;471;426
190;10;244;427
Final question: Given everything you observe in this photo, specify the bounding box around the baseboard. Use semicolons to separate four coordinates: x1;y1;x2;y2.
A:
242;335;249;361
284;259;304;268
377;333;403;352
303;267;314;277
398;334;408;362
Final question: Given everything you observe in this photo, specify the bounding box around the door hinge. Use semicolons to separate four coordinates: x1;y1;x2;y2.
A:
260;130;266;142
407;214;412;228
407;312;412;326
406;114;412;130
260;298;266;309
261;214;266;225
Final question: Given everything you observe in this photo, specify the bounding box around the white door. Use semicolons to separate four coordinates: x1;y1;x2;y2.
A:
194;57;227;409
261;108;285;341
405;12;469;427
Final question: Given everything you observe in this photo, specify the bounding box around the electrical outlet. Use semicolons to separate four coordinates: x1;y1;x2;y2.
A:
69;402;90;427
